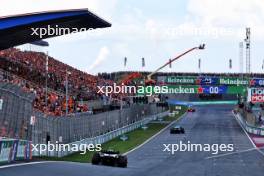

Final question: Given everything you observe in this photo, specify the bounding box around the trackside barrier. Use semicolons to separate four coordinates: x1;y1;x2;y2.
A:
0;139;32;164
234;113;264;136
33;111;169;157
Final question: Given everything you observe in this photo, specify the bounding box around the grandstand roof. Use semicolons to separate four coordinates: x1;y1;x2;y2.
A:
0;9;111;50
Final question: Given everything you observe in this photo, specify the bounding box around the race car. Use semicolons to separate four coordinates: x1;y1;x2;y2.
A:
187;107;195;112
91;150;128;168
170;125;185;134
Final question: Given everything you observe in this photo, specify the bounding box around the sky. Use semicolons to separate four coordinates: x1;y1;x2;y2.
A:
2;0;264;75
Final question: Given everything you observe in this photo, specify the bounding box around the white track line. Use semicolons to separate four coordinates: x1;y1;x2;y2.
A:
124;112;187;155
206;148;256;159
0;161;55;169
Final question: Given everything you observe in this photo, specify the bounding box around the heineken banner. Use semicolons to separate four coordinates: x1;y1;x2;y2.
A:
166;76;196;84
219;78;249;85
137;85;246;95
162;76;257;86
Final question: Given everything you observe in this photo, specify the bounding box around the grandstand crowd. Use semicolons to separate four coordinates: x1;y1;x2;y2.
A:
0;48;114;116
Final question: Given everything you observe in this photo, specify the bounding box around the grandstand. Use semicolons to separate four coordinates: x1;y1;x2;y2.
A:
0;48;116;116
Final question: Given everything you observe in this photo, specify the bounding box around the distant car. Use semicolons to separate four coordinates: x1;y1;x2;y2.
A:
170;125;185;134
91;150;127;168
187;107;195;112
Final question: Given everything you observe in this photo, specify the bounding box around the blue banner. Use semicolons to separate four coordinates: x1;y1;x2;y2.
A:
0;140;2;155
201;85;228;94
9;140;19;162
24;141;32;160
197;77;219;85
250;79;264;86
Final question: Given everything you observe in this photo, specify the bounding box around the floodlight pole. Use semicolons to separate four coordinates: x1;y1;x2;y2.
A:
65;69;69;115
45;51;48;107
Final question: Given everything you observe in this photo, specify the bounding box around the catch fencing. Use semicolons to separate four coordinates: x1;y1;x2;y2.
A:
0;82;34;141
32;104;165;144
33;110;169;157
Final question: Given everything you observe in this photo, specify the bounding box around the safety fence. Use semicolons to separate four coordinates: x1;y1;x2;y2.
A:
32;103;164;144
0;138;32;163
0;110;168;163
0;82;34;140
234;112;264;136
33;110;169;157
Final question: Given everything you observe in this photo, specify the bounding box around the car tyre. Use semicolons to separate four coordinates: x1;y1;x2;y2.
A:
117;156;127;168
91;152;101;165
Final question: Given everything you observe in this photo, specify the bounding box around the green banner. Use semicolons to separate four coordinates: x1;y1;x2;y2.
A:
227;85;247;94
137;85;246;95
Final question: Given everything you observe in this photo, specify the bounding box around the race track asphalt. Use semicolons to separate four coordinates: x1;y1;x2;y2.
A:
1;105;264;176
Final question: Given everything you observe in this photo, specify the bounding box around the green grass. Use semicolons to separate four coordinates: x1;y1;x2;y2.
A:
38;107;187;163
39;123;166;163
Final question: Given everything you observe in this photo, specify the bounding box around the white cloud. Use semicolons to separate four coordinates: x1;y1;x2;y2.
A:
186;0;264;39
88;46;110;71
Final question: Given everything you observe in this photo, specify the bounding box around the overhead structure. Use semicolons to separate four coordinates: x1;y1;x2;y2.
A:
0;9;111;50
147;44;205;81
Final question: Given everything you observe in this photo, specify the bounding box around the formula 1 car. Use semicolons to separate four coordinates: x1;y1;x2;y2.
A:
187;107;195;112
91;150;128;168
170;125;185;134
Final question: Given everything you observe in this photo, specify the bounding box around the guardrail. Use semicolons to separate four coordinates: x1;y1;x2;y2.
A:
0;139;32;163
234;112;264;136
33;111;169;157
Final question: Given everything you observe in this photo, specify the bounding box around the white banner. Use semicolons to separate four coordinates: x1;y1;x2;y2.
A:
247;88;264;103
0;99;3;110
30;116;36;125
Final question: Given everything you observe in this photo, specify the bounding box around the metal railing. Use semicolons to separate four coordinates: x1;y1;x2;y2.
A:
234;113;264;136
